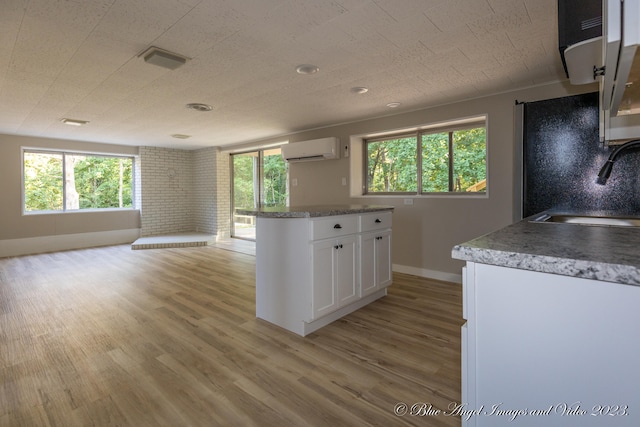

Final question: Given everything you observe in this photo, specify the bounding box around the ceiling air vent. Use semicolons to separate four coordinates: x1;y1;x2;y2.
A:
140;46;188;70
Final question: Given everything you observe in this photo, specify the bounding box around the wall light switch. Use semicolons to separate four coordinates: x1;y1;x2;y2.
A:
403;198;414;205
292;178;298;186
341;177;347;186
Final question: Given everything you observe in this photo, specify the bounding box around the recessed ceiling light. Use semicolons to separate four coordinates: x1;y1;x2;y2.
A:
386;102;401;108
295;64;319;75
139;46;189;70
350;87;369;94
60;118;89;126
171;134;191;139
186;103;213;112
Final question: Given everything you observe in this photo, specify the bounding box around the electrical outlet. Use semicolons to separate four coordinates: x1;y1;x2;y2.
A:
292;178;298;186
403;198;414;205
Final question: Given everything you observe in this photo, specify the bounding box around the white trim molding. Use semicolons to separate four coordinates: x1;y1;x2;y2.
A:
0;229;140;258
393;263;462;284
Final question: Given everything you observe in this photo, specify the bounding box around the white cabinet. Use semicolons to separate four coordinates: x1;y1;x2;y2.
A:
600;0;640;141
311;239;336;318
255;210;392;336
461;262;640;427
360;230;392;297
310;214;359;320
311;235;358;320
359;212;393;297
335;237;358;305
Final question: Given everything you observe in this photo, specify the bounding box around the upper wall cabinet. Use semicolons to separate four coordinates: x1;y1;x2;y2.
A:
560;0;640;142
601;0;640;142
602;0;640;116
558;0;602;85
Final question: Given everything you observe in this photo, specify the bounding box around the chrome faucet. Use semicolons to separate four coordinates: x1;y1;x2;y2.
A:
596;139;640;185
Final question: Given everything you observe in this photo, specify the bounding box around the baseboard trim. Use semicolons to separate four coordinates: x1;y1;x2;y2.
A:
0;229;141;258
392;263;462;284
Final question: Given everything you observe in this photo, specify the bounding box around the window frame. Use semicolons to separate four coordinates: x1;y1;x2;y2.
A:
229;146;289;241
363;131;419;195
363;118;487;196
22;147;137;215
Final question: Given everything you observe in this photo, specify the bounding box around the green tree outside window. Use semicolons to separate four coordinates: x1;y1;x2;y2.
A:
365;122;486;194
24;151;134;212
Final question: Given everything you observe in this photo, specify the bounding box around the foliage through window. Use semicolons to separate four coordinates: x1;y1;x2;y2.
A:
365;120;486;194
232;148;288;210
231;147;288;240
23;150;134;213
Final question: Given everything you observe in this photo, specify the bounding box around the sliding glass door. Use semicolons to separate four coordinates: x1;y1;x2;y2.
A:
231;148;288;240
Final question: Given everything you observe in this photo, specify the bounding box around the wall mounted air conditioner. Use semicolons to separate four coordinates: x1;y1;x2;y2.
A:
281;137;340;162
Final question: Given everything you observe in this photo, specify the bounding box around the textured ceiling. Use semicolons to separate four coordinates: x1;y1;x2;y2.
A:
0;0;565;149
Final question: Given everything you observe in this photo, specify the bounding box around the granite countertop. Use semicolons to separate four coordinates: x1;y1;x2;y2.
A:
452;215;640;286
235;204;394;218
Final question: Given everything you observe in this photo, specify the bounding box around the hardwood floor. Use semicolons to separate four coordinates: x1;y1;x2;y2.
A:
0;244;463;426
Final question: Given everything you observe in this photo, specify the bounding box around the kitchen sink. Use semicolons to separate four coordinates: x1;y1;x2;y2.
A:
531;214;640;228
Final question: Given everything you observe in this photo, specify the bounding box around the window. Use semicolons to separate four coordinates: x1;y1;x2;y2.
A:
366;134;418;193
365;119;486;195
23;149;135;213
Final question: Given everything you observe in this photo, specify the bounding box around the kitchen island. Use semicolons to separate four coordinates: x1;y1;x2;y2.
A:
452;215;640;427
236;205;394;336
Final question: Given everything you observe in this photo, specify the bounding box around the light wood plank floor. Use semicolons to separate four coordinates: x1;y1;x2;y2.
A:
0;244;463;426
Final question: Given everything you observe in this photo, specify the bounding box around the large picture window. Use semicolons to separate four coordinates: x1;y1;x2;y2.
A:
365;118;487;195
23;149;135;213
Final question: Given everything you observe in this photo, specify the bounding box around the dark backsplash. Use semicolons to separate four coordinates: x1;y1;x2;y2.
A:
523;92;640;217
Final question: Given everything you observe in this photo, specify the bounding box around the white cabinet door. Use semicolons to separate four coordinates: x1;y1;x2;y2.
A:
335;235;358;307
360;232;376;296
375;231;392;288
311;239;337;319
311;236;358;320
360;230;392;297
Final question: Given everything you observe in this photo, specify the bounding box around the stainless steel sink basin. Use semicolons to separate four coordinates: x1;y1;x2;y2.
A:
532;214;640;227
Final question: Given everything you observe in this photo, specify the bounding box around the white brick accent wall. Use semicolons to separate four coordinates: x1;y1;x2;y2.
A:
140;146;195;236
193;147;217;234
139;146;232;239
134;154;142;212
215;150;231;239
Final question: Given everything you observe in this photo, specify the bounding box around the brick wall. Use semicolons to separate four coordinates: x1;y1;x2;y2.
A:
140;146;195;236
134;154;142;214
215;150;231;239
193;147;217;234
139;146;231;238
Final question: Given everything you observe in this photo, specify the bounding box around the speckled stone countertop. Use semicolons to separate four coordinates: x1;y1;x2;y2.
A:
235;204;394;218
452;215;640;286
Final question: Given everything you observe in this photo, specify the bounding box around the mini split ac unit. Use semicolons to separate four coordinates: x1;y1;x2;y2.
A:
281;137;340;162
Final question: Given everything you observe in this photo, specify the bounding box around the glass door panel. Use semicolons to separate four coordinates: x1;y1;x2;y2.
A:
232;151;259;240
262;148;288;207
231;148;288;240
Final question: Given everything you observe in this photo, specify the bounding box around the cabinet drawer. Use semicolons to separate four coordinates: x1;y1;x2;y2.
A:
310;215;358;240
360;211;392;232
